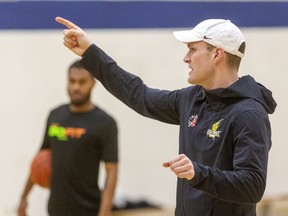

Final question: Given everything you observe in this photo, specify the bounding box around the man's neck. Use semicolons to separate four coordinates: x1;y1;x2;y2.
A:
69;101;95;113
204;66;239;90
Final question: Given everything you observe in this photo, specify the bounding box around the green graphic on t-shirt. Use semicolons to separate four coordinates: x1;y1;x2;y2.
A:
48;124;86;141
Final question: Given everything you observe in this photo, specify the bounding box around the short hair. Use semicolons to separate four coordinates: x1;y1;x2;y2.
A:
206;42;246;69
226;42;246;69
68;59;83;72
68;59;94;79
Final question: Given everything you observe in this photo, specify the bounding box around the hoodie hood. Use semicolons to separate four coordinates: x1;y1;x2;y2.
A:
205;75;277;114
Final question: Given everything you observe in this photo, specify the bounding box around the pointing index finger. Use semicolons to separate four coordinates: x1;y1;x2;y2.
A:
55;16;79;29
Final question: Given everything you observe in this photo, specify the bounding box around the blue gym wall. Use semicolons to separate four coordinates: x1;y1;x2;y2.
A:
0;1;288;29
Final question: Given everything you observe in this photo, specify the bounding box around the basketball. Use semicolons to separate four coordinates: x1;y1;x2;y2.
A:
30;149;52;188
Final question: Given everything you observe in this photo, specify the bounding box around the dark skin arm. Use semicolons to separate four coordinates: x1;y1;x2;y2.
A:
98;162;118;216
17;176;34;216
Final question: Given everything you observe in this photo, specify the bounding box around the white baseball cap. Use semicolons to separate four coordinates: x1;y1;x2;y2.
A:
173;19;245;58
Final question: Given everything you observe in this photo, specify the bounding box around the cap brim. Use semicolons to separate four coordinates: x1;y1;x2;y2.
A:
173;30;201;43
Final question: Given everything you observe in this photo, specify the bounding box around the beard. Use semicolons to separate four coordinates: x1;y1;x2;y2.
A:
69;92;91;107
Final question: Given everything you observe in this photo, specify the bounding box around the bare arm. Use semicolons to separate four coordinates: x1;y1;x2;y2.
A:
98;162;118;216
17;176;35;216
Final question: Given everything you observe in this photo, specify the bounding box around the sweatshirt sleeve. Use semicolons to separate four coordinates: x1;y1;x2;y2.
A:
188;110;271;204
80;44;180;124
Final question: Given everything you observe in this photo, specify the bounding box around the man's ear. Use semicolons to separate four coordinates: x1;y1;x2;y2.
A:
213;48;225;60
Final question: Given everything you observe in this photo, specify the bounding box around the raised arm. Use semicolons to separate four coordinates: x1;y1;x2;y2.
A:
55;17;92;56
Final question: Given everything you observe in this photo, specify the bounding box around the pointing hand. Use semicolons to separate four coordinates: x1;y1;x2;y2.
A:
55;16;92;56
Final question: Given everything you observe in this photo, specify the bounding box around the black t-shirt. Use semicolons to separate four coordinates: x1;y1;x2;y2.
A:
40;104;118;216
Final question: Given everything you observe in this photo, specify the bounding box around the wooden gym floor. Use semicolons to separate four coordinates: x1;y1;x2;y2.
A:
111;194;288;216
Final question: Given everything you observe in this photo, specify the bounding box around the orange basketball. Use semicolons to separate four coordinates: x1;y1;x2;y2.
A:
30;149;52;188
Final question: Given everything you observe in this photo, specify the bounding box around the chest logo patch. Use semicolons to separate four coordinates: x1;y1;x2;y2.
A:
48;123;86;141
188;114;198;127
207;119;223;139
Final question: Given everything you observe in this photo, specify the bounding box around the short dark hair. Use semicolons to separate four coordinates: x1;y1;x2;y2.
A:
68;59;94;79
68;59;83;72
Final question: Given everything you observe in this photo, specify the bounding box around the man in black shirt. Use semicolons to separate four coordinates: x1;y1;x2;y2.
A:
18;60;118;216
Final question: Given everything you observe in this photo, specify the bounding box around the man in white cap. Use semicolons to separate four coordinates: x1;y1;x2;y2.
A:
55;17;277;216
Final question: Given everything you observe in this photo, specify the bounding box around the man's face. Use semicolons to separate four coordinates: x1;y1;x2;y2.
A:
183;41;216;88
67;68;95;106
